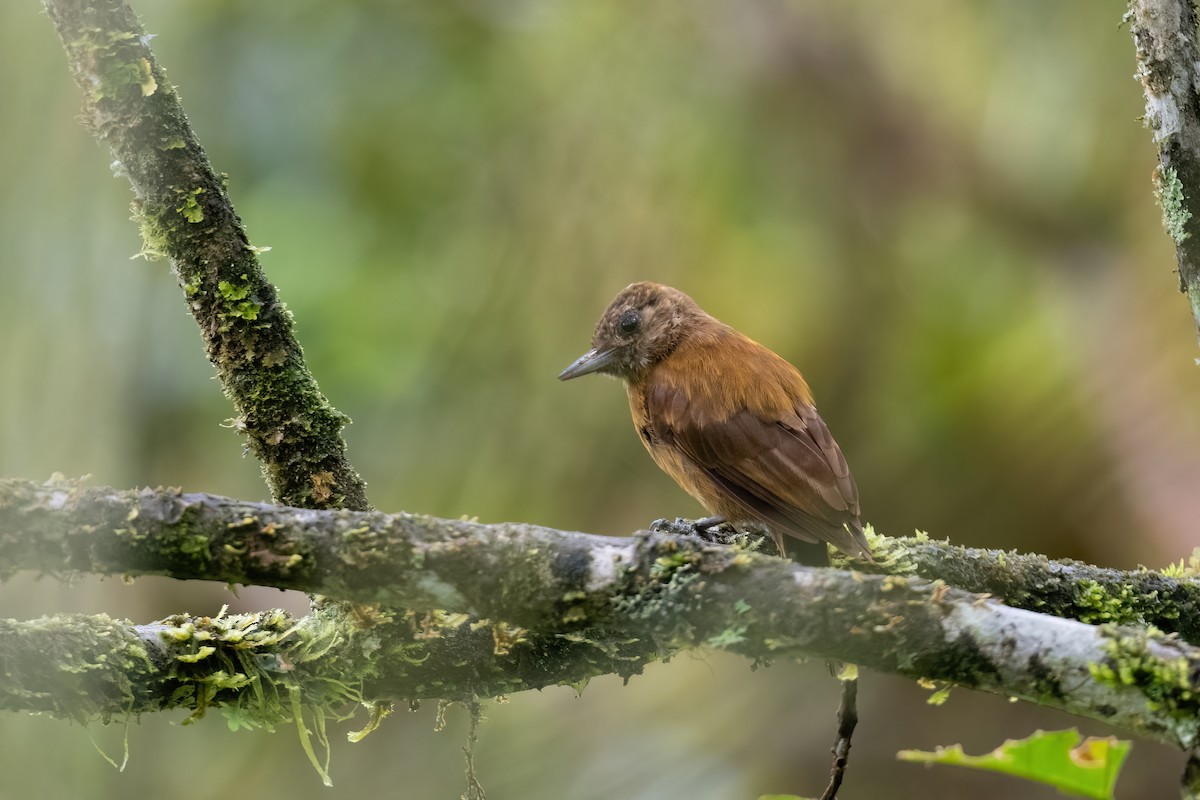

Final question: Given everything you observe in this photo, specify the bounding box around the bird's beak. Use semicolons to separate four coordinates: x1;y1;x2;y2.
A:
558;348;618;380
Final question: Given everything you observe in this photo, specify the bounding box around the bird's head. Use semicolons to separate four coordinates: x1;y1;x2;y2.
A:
558;282;704;382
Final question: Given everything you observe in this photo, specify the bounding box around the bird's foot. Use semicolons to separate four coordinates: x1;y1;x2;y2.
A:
649;516;737;544
649;517;702;537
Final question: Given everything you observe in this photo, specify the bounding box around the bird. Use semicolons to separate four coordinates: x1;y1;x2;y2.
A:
558;281;872;564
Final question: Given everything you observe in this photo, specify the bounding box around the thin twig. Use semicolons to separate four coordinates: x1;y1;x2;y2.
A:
820;677;859;800
1184;750;1200;800
462;700;487;800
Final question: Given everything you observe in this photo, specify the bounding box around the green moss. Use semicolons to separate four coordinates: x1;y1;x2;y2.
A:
70;29;154;102
706;625;748;649
1154;165;1191;245
152;607;365;786
217;276;252;303
1161;548;1200;579
0;614;153;724
1089;625;1200;734
216;274;263;323
111;502;214;574
129;201;170;262
842;525;918;574
175;187;205;224
620;540;701;614
1073;579;1146;626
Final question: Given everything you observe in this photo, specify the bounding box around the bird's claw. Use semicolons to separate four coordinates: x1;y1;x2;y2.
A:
695;523;739;546
648;517;739;543
649;517;701;537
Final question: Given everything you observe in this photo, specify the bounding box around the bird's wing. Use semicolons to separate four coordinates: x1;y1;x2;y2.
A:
646;380;870;558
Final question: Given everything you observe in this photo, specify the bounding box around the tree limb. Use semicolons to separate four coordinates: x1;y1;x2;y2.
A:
42;0;368;511
1;478;1199;748
852;534;1200;645
5;478;1199;643
1128;0;1200;344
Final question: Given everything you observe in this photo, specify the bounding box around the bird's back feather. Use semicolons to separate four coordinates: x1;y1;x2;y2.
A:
631;323;871;560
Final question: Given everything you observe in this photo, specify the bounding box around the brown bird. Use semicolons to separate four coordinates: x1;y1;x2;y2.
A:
559;282;872;563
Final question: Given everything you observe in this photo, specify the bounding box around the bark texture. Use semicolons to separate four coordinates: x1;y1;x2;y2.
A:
2;479;1199;749
43;0;368;511
1129;0;1200;342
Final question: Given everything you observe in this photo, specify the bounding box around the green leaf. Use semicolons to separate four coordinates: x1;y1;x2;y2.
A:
897;729;1130;799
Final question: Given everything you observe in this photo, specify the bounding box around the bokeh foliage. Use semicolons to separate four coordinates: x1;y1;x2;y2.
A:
0;1;1196;797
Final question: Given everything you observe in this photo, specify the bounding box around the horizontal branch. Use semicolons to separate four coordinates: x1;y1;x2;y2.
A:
4;478;1198;641
852;534;1200;645
0;608;659;723
2;478;1199;748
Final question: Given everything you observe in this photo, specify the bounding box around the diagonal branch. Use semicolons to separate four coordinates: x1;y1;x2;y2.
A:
1129;0;1200;344
43;0;368;511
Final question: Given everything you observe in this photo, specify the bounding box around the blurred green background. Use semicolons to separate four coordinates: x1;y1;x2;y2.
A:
1;0;1197;797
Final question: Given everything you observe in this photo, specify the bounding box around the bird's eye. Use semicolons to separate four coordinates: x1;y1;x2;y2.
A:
618;310;640;335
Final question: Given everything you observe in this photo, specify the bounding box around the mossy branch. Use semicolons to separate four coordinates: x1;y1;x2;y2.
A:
1128;0;1200;345
852;534;1200;645
0;606;655;724
32;0;1200;774
5;478;1199;643
2;477;1200;749
42;0;368;511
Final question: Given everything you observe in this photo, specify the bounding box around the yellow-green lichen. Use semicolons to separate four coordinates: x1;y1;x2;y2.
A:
841;524;919;574
1154;165;1191;245
1089;625;1200;730
175;187;205;224
490;623;528;656
706;625;748;650
78;30;155;101
604;540;708;653
129;201;169;261
1161;548;1200;579
155;606;371;786
0;614;154;724
217;274;263;322
1073;580;1160;627
560;588;592;624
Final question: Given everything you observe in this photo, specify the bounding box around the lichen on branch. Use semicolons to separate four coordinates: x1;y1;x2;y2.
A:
852;532;1200;646
6;478;1200;646
1128;0;1200;344
42;0;367;511
2;477;1200;748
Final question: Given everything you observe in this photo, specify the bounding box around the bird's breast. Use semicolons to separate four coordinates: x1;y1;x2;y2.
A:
626;380;725;515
